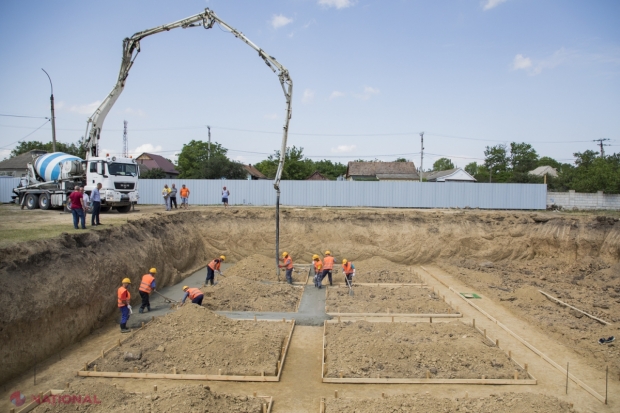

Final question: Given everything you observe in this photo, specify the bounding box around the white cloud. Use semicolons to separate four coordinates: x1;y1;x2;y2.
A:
331;145;356;153
130;143;163;158
303;19;316;29
264;113;278;120
329;91;345;100
67;101;101;115
318;0;355;9
512;54;532;70
271;14;293;29
302;89;315;104
353;86;380;101
482;0;508;11
124;107;147;117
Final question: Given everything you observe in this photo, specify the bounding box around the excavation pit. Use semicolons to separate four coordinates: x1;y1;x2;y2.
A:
322;320;535;384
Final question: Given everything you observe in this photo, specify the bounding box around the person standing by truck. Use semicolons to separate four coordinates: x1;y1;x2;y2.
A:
138;268;157;313
69;186;86;230
118;278;132;333
91;183;102;226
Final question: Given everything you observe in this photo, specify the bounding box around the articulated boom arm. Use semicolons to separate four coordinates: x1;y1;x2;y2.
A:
84;8;292;190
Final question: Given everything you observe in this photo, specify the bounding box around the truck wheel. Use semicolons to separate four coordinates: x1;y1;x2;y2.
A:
25;193;40;210
100;206;111;212
39;193;51;210
116;205;131;213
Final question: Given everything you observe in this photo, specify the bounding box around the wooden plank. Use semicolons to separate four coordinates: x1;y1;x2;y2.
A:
326;313;462;318
17;390;64;413
419;265;606;404
76;371;280;381
539;290;611;325
257;396;273;413
321;377;537;384
277;320;296;378
328;283;427;287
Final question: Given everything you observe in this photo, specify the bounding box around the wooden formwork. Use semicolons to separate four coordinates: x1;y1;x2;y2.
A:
77;319;295;382
321;319;537;385
325;283;461;318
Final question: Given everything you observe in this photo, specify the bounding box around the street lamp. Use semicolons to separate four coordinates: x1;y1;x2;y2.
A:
41;68;57;152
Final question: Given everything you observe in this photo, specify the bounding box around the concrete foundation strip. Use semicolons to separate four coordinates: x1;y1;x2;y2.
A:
320;319;536;385
77;320;295;382
539;290;611;325
419;265;607;404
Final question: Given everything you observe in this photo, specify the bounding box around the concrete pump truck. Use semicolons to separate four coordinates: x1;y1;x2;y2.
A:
13;8;292;215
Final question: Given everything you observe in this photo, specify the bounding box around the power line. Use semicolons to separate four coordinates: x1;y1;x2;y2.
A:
0;119;51;149
0;113;49;119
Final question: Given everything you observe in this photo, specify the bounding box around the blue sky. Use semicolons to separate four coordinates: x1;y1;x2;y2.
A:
1;0;618;169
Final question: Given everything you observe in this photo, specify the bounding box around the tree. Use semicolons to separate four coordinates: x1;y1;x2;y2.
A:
140;168;167;179
201;157;247;180
394;157;409;163
10;140;85;158
312;159;347;179
432;157;455;171
508;142;539;182
484;144;509;182
561;151;620;193
254;146;314;180
464;161;489;182
537;156;561;170
177;140;228;178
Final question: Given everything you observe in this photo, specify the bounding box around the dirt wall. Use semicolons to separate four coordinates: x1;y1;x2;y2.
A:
1;208;619;385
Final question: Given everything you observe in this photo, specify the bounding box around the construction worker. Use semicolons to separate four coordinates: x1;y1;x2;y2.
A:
138;268;157;313
312;254;323;288
342;259;356;286
206;255;225;286
279;252;294;284
320;251;335;287
118;278;132;333
181;285;204;306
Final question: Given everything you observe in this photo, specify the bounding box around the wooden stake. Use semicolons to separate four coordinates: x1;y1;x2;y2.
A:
605;365;608;405
101;349;104;358
282;318;286;323
118;339;121;347
141;321;144;328
65;382;69;389
152;316;155;321
465;391;468;399
338;316;341;323
524;363;528;372
133;367;138;373
262;403;267;413
339;371;343;378
508;350;511;359
154;385;157;392
219;369;222;376
426;370;430;379
173;367;177;374
320;399;325;413
473;318;475;329
496;339;499;347
261;371;265;377
94;365;97;372
514;370;518;380
566;362;569;394
84;363;88;371
430;317;433;324
484;329;486;338
253;392;257;397
482;375;486;380
382;392;385;398
335;390;338;398
391;316;394;323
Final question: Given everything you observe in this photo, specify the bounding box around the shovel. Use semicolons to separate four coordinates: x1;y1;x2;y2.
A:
345;275;354;296
153;290;179;304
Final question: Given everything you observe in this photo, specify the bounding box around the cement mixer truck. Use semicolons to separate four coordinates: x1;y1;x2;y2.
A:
13;151;138;212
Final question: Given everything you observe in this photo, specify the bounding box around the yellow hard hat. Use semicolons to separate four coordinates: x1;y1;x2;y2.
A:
182;285;189;291
149;267;157;274
122;278;131;284
312;254;319;260
220;255;226;261
342;259;348;264
325;250;331;255
282;252;288;257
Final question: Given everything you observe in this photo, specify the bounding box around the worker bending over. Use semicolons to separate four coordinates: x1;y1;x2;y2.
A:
181;285;204;306
312;254;323;288
279;252;294;284
342;259;355;286
118;278;132;333
206;255;225;286
138;267;157;313
320;251;335;288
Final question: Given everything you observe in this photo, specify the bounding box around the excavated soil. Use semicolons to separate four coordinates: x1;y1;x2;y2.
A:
33;382;264;412
325;392;578;413
202;275;302;312
326;286;455;314
90;305;291;376
347;257;422;284
441;255;620;378
324;321;527;379
225;253;310;283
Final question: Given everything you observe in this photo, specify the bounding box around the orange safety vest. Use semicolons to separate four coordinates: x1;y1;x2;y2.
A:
139;274;155;294
284;256;293;270
323;256;334;270
187;288;203;300
117;286;130;307
208;259;221;271
180;187;189;197
343;262;353;274
314;260;322;272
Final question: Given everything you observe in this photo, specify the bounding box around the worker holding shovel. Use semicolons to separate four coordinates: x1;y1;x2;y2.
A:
181;286;204;306
320;251;335;288
138;267;157;313
279;252;294;284
312;254;323;288
117;278;132;333
342;259;355;285
206;255;225;286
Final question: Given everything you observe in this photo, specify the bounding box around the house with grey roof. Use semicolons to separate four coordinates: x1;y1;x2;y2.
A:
0;150;48;177
529;165;558;178
345;161;419;181
424;168;476;182
243;164;268;180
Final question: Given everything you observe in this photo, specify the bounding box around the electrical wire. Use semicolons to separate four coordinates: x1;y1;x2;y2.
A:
0;113;49;120
0;120;50;149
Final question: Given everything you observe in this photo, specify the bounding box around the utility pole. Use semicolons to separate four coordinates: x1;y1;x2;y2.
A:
419;132;424;182
41;69;57;152
207;125;211;160
593;138;610;157
123;120;128;157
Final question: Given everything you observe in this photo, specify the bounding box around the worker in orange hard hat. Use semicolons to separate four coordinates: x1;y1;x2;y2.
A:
181;285;204;307
278;252;294;284
319;250;335;288
312;254;322;288
118;278;132;333
206;255;225;286
342;259;355;287
138;268;157;313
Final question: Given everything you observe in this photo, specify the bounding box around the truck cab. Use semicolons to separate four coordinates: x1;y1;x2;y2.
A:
83;155;139;212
